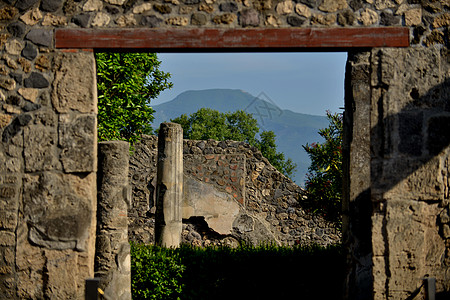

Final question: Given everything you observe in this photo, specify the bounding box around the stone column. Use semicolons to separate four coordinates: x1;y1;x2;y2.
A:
155;123;183;247
96;141;131;300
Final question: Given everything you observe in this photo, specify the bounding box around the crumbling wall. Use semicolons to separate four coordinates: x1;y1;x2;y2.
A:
0;48;98;298
344;47;450;299
0;0;448;298
129;135;341;247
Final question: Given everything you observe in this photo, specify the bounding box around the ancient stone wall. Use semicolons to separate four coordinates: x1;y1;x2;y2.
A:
0;0;448;298
129;135;341;247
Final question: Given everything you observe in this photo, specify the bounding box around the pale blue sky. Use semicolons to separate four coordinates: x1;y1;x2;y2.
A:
153;52;347;116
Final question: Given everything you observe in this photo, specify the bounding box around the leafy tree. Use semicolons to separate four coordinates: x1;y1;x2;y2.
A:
96;53;172;144
302;111;343;226
171;108;296;177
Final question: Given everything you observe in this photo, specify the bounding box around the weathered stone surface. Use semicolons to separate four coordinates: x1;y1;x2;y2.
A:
42;14;68;26
116;14;137;26
318;0;347;12
311;13;336;25
360;8;379;25
379;11;400;25
41;0;63;12
140;15;163;27
91;12;111;26
0;77;16;91
0;231;15;246
20;8;42;25
191;13;207;25
433;13;450;28
83;0;103;11
52;52;97;113
18;57;32;73
35;55;51;71
72;14;91;28
374;0;396;10
155;123;184;247
15;0;39;11
220;2;239;12
275;1;293;14
7;22;26;38
295;3;311;18
0;6;18;20
154;4;172;14
132;3;152;13
25;29;52;47
240;8;259;27
167;16;189;25
183;176;240;234
104;0;127;5
59;114;97;172
212;13;236;24
23;172;96;250
5;40;23;56
0;113;12;129
199;4;214;13
24;72;49;88
24;124;61;172
404;8;422;26
96;141;131;300
18;88;38;102
287;15;305;26
338;10;355;26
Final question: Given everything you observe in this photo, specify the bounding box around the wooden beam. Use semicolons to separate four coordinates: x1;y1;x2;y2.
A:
55;27;409;51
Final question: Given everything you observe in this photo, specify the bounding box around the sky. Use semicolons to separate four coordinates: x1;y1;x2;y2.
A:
153;52;348;116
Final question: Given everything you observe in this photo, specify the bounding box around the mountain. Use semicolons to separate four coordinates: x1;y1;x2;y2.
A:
152;89;329;184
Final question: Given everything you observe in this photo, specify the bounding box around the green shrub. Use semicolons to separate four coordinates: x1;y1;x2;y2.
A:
131;243;343;300
130;243;185;300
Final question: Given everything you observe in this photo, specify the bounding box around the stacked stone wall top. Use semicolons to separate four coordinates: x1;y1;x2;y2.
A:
128;135;340;247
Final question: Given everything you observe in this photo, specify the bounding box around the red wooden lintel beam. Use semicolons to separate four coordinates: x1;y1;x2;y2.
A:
55;27;409;51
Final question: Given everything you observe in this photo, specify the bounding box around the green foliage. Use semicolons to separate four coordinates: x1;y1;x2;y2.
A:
131;243;184;300
131;243;343;300
303;111;343;226
96;53;172;144
171;108;296;177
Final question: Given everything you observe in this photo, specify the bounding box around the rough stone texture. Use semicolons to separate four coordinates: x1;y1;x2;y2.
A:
367;47;450;299
52;52;97;113
96;141;131;300
155;123;184;247
59;113;97;173
129;136;341;247
0;0;448;299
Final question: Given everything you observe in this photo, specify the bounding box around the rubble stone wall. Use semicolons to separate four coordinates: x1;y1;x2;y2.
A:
129;135;341;247
0;0;448;298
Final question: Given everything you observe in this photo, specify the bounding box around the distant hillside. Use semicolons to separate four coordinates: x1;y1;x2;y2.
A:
152;89;329;184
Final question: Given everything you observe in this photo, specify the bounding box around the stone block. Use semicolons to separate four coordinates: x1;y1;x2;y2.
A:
25;29;52;47
0;210;17;230
52;51;97;113
24;72;49;89
24;124;61;172
0;231;15;246
23;172;96;251
59;114;97;173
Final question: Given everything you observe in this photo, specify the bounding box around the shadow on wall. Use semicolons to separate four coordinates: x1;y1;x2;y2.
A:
346;76;450;299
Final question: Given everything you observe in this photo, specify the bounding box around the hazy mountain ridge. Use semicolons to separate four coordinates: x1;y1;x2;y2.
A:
152;89;328;184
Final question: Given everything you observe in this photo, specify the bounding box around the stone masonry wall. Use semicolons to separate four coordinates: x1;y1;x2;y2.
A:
0;0;448;298
129;135;341;247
